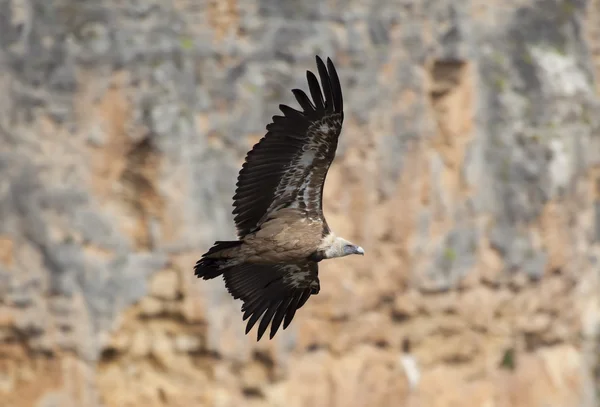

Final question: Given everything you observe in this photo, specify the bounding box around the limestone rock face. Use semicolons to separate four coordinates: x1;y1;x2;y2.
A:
1;1;600;406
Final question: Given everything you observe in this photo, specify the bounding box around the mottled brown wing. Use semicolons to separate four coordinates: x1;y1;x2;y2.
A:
223;262;320;340
232;56;344;238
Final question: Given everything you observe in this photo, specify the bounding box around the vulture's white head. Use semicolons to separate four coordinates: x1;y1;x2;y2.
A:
321;234;365;259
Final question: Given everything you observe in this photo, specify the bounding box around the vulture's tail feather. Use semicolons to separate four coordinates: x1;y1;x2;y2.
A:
194;240;242;280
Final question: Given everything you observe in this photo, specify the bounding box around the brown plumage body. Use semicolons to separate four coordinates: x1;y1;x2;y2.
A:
205;209;325;264
194;56;364;341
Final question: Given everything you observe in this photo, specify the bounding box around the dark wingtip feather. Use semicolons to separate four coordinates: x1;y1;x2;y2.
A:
315;56;333;113
282;292;303;330
256;302;281;341
245;303;268;334
269;297;293;339
326;57;343;113
306;70;325;113
291;88;316;114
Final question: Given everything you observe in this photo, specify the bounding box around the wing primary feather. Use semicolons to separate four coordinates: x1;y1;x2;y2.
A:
282;292;303;330
242;296;265;317
291;89;316;113
316;56;333;112
297;289;312;309
327;57;343;113
241;285;276;319
306;70;325;112
242;305;254;321
278;104;305;120
270;296;294;339
257;300;282;341
245;299;269;330
242;298;261;319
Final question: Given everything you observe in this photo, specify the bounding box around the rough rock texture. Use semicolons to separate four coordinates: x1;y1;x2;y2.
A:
1;0;600;406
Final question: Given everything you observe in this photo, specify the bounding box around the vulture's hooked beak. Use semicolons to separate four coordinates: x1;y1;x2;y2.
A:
354;246;365;256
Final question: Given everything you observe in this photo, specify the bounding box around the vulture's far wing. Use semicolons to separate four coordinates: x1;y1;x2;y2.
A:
232;56;344;238
223;262;320;340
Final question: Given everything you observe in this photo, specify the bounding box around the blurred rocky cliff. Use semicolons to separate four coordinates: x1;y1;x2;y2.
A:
1;0;600;406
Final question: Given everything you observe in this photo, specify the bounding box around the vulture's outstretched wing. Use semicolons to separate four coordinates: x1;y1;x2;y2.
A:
223;262;320;340
232;56;344;238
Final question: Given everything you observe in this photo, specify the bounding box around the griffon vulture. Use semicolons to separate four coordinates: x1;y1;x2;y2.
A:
194;56;364;341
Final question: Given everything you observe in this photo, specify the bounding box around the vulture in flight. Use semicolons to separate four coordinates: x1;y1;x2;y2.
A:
194;56;364;341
